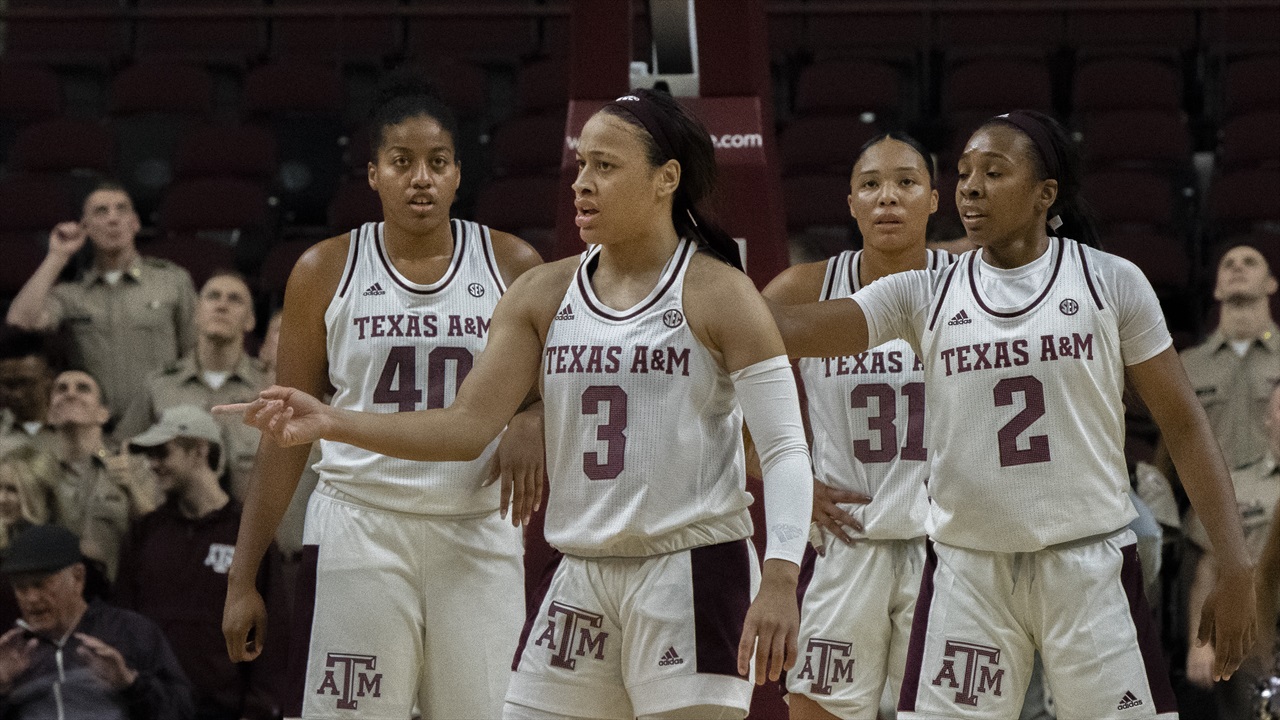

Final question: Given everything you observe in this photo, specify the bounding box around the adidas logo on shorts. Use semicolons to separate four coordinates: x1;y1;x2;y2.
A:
1117;690;1143;710
948;309;972;326
556;304;576;321
658;646;684;667
363;282;386;296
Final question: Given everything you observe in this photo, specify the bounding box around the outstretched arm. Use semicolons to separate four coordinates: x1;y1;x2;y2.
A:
1129;347;1256;680
767;296;870;359
231;272;548;462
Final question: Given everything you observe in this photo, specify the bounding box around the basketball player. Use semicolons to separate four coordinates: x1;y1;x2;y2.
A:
220;72;545;719
222;89;814;720
766;132;953;720
768;110;1255;718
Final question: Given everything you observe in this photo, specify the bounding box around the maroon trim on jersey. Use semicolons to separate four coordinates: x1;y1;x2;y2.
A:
337;228;362;298
511;550;564;671
578;239;694;321
819;255;840;302
479;224;507;294
692;539;753;677
968;237;1065;319
1076;241;1106;310
282;544;319;718
375;219;467;295
848;250;863;292
1121;543;1178;713
926;261;964;331
898;539;937;713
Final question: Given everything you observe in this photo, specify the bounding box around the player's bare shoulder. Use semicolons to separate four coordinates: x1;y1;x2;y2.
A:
681;251;775;349
487;229;545;286
287;232;354;309
762;258;830;305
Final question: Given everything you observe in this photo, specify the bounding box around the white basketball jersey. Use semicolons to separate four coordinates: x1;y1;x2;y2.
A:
316;220;506;515
918;238;1137;551
798;249;953;540
541;239;753;557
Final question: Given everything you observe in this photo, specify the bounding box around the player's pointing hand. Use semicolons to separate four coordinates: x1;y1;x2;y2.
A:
214;386;333;447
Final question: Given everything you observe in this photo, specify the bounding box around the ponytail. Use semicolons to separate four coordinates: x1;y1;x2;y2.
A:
986;110;1102;249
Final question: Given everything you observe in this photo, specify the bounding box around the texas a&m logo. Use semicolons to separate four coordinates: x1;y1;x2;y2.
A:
792;638;855;695
534;601;610;670
316;653;382;710
932;640;1004;707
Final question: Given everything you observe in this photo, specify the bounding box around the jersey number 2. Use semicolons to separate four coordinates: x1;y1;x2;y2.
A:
373;346;474;411
994;376;1050;467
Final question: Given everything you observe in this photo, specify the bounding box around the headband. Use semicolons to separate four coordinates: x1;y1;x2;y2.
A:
604;94;678;162
990;110;1066;232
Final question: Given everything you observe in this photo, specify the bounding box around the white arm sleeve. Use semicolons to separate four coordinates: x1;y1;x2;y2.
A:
731;355;813;567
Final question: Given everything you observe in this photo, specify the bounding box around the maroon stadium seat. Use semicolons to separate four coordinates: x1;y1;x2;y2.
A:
778;116;879;174
2;0;127;64
0;64;61;123
1073;58;1182;114
0;240;50;298
405;0;538;64
0;175;73;240
515;57;571;117
473;175;562;257
109;62;214;117
937;10;1066;55
134;0;266;64
139;236;237;288
159;177;272;236
1219;112;1280;171
243;62;344;117
428;60;491;121
793;59;903;120
258;238;316;301
270;0;401;63
1078;111;1192;172
174;124;278;183
802;11;927;60
942;59;1054;115
780;174;855;231
1210;169;1280;235
1066;9;1196;53
1205;7;1280;54
327;180;383;233
1103;230;1189;289
1223;55;1280;117
1084;170;1179;229
491;111;567;176
11;118;112;176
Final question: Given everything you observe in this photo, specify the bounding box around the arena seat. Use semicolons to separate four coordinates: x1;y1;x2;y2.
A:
173;124;278;183
404;0;539;64
491;110;568;176
802;11;927;61
0;175;73;244
1219;111;1280;171
258;238;316;303
269;0;401;63
1073;58;1182;115
515;57;571;117
1222;55;1280;117
327;180;383;234
139;236;237;288
474;175;561;258
778;116;879;175
1209;168;1280;238
134;0;266;64
793;59;904;121
0;64;62;169
941;58;1054;116
1078;110;1192;173
158;177;273;241
1103;229;1189;290
2;0;127;65
1066;8;1196;55
11;118;113;176
1085;170;1181;229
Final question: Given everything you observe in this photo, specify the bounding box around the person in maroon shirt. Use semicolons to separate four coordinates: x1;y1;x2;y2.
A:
118;406;277;720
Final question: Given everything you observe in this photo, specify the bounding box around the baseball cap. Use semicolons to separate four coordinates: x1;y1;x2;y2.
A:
129;404;223;450
1;525;82;575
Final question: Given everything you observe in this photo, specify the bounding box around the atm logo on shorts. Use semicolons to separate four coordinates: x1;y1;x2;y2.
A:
793;637;854;695
931;640;1004;707
315;653;382;710
534;601;610;671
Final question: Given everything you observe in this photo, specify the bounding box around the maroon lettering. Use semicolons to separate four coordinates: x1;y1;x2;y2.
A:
794;638;854;695
994;376;1050;467
370;316;386;338
931;640;1002;707
666;347;691;376
353;317;371;340
1039;334;1058;361
582;386;627;480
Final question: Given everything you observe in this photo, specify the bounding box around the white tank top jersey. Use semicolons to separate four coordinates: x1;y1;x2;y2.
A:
798;248;955;540
316;220;507;515
854;237;1172;552
541;238;754;558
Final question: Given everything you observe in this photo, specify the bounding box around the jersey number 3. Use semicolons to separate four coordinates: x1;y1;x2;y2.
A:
373;346;474;411
582;385;627;480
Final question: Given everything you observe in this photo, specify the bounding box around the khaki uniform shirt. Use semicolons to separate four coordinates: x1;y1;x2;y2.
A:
1187;453;1280;562
46;256;197;419
1180;325;1280;470
0;409;46;458
53;446;158;580
116;353;267;500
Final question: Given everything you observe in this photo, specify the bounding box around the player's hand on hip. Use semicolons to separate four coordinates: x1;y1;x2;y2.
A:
223;584;268;662
1199;563;1258;682
738;558;800;684
812;479;869;547
214;386;329;447
487;405;546;527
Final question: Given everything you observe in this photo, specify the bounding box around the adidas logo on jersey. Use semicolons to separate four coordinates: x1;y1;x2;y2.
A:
363;283;386;296
1117;691;1143;710
658;646;684;667
947;309;972;326
556;304;575;321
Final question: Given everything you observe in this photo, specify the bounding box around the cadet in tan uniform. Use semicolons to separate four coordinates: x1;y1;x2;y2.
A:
1172;244;1280;472
44;369;156;580
117;271;266;500
6;179;197;420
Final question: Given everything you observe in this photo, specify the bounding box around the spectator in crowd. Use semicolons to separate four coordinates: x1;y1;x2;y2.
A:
0;524;194;719
5;178;197;420
0;447;59;552
45;370;155;580
117;272;267;500
118;406;275;720
0;333;55;457
1163;244;1280;476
